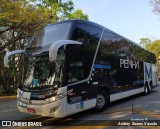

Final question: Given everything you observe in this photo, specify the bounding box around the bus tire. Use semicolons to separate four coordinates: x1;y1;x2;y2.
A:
149;81;152;93
144;83;150;95
93;90;109;112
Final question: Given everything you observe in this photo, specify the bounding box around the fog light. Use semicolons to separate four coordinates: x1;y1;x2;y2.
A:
49;106;60;113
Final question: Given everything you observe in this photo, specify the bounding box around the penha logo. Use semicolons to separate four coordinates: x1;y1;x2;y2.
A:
120;59;139;69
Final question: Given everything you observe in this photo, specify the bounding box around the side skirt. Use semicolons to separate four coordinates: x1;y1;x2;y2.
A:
110;87;144;102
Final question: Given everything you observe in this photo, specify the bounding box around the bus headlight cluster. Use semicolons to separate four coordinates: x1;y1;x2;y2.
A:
37;92;53;99
45;89;73;103
45;92;66;102
45;96;56;102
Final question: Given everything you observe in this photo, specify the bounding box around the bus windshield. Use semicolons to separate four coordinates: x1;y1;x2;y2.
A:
21;22;71;89
27;22;72;48
23;53;63;88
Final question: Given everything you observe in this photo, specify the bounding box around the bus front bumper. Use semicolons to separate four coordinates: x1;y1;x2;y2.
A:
17;97;67;118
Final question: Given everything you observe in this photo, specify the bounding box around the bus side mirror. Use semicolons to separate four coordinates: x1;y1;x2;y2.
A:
4;50;27;67
49;40;82;62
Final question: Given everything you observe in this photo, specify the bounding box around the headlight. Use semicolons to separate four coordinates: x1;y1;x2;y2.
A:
45;93;65;102
45;89;73;103
45;96;56;102
30;91;54;100
37;91;53;99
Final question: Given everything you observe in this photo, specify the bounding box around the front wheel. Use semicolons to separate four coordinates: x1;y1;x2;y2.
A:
93;90;109;112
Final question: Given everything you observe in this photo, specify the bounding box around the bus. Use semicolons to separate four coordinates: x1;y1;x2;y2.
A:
4;20;158;118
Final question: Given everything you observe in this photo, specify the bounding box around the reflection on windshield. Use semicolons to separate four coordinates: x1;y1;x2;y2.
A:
27;22;71;48
23;54;62;88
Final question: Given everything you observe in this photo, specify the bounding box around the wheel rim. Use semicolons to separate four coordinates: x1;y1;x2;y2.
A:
96;94;105;108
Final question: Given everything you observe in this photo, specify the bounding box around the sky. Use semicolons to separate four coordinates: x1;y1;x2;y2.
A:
72;0;160;44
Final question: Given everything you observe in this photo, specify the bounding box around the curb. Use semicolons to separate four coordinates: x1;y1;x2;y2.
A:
0;96;16;100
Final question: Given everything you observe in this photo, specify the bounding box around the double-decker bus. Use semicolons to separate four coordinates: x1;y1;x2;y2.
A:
4;20;158;118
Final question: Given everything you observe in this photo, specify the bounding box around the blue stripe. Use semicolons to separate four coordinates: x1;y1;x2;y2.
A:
93;64;111;69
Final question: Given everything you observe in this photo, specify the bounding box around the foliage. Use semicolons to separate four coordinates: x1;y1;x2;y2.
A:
0;0;88;51
139;38;152;48
149;1;160;77
29;0;74;21
67;9;89;20
0;0;88;93
140;38;160;57
150;0;160;15
146;40;160;57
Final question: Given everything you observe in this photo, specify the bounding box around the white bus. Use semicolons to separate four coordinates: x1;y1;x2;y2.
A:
4;20;158;118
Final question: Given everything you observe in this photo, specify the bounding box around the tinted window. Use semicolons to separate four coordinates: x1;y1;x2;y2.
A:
71;23;101;44
42;22;71;45
28;22;72;48
66;23;102;83
68;60;85;83
98;30;123;56
95;30;124;87
96;30;144;88
133;45;154;63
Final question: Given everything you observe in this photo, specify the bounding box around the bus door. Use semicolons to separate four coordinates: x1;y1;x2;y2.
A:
66;60;92;113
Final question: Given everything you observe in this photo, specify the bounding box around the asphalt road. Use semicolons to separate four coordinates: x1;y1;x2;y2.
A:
0;86;160;129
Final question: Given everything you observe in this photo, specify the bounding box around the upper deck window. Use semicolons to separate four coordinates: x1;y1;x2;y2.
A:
67;23;102;82
71;23;102;46
42;22;72;45
28;22;72;48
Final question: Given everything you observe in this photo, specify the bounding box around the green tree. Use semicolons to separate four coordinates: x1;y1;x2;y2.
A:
67;9;89;20
139;38;160;58
146;40;160;57
139;38;152;48
0;0;88;51
145;39;160;80
30;0;74;21
150;0;160;15
0;0;88;94
0;0;50;93
29;0;88;21
0;0;50;52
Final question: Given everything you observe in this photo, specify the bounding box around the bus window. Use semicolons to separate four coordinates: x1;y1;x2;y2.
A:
71;23;100;44
70;23;102;80
68;61;84;83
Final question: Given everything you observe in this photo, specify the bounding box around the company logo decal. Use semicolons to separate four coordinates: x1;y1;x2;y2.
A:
145;64;152;80
120;59;139;69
